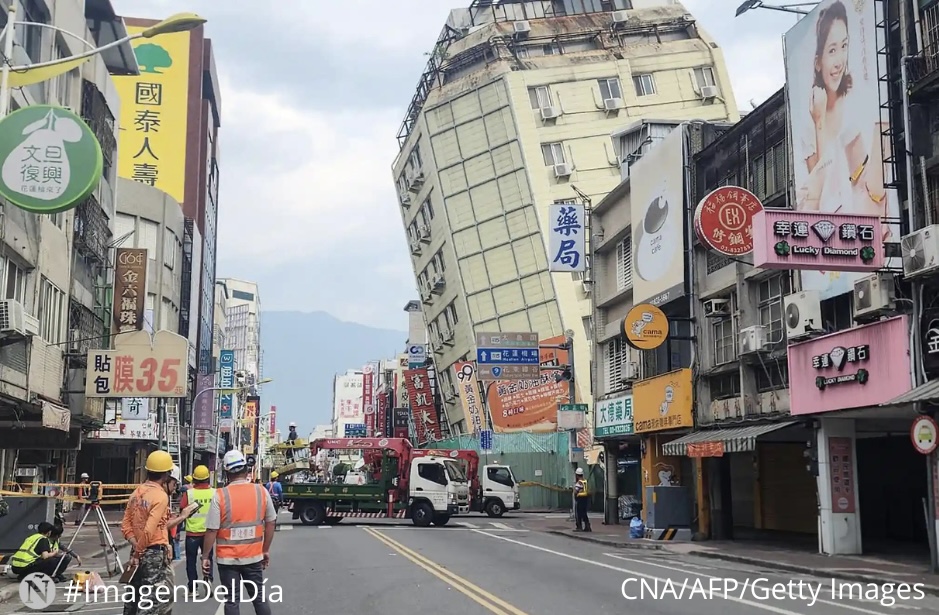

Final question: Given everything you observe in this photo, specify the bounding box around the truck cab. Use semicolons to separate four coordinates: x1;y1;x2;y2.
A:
408;455;470;526
480;463;519;517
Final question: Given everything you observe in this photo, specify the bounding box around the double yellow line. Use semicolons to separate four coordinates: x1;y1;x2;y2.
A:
364;527;529;615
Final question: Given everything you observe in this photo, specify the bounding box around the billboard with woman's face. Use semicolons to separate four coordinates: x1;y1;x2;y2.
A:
784;0;899;299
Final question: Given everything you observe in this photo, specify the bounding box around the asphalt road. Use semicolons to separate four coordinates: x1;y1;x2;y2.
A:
4;513;939;615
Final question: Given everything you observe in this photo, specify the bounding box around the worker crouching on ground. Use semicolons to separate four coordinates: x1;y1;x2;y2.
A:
49;525;81;574
573;467;592;533
202;450;277;615
10;521;70;582
120;451;200;615
180;465;215;590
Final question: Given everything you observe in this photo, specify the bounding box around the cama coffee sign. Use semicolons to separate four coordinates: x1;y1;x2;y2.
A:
812;344;870;389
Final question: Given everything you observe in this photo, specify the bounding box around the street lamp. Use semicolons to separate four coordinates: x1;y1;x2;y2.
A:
734;0;816;16
0;7;206;117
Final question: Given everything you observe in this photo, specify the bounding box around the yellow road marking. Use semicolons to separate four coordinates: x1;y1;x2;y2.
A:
363;527;529;615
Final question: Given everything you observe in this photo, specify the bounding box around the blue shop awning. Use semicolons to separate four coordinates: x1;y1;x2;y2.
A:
662;421;798;457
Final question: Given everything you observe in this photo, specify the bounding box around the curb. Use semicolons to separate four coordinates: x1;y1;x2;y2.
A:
546;529;664;551
689;551;939;597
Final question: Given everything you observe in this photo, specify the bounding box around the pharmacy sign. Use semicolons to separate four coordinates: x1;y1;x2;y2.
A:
0;105;102;214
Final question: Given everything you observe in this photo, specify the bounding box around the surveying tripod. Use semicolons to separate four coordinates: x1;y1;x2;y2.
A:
53;482;124;578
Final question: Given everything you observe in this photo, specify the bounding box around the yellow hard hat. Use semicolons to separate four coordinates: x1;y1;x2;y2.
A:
145;450;174;473
184;475;193;483
270;471;279;479
192;465;210;481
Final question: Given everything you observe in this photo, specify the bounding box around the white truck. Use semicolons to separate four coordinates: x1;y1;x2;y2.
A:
414;449;520;517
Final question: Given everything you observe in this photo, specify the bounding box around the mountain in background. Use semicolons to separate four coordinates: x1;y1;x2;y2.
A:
258;311;406;435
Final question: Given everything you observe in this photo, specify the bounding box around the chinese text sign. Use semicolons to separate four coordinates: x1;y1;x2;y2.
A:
548;203;586;273
113;248;148;336
85;330;189;398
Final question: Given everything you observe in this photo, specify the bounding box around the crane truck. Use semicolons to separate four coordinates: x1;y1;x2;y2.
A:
283;437;469;527
412;449;519;517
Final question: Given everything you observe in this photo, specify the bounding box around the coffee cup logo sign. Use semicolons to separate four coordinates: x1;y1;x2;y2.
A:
774;219;877;263
0;106;103;214
812;344;870;390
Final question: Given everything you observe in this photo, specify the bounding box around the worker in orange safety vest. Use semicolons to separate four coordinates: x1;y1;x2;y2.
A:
201;450;277;615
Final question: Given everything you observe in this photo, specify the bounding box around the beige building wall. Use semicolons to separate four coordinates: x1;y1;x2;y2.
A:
393;3;739;433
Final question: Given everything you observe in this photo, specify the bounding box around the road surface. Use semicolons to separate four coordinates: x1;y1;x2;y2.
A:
3;514;938;615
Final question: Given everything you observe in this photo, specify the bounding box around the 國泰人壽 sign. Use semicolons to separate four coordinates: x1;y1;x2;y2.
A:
0;106;103;214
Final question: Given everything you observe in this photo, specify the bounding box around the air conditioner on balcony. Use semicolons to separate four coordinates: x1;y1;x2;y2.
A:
540;106;560;120
739;325;769;355
400;193;412;206
703;298;730;318
431;273;446;292
418;225;431;242
513;20;531;36
784;290;822;341
853;272;896;321
700;85;720;99
442;328;455;345
408;171;425;192
409;239;422;255
604;97;624;111
554;163;572;178
620;361;639;383
0;299;27;337
901;224;939;278
612;10;630;24
420;288;433;303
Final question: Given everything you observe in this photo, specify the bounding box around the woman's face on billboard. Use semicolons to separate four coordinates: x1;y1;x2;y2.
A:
817;17;848;93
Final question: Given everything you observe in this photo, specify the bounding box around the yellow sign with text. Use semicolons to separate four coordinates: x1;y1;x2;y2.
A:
633;368;693;433
114;27;191;204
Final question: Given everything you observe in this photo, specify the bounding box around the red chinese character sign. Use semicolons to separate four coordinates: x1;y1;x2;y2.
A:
85;330;189;398
403;368;442;444
694;186;765;256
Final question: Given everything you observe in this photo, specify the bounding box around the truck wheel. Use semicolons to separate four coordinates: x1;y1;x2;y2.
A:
485;500;505;518
432;514;450;526
411;502;434;527
299;502;326;526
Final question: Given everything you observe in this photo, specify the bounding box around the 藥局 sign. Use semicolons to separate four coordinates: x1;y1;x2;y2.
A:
595;394;634;438
548;203;586;273
783;0;899;299
85;330;189;398
0;105;103;214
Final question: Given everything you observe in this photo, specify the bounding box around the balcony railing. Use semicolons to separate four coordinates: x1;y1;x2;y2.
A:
908;42;939;95
73;194;110;263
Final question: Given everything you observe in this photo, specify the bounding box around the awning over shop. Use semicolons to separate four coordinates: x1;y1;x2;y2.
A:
662;421;798;457
882;380;939;406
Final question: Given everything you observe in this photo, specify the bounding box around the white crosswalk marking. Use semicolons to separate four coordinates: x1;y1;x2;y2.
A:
275;524;293;531
490;521;512;530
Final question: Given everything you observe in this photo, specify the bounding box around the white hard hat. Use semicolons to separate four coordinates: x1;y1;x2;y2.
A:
289;422;296;427
80;473;89;479
575;467;584;475
223;450;247;472
170;465;181;482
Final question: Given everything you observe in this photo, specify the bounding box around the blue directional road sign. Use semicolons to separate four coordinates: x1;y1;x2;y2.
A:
474;331;541;381
344;423;367;437
480;429;493;452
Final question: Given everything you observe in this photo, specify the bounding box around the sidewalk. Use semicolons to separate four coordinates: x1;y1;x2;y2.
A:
521;518;939;595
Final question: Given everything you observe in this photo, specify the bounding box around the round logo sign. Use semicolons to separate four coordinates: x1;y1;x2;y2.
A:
911;415;939;455
622;303;669;351
0;105;103;214
694;186;764;256
19;573;56;610
363;365;374;375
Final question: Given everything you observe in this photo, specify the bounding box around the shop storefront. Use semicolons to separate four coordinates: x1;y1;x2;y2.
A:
788;315;922;556
633;369;695;530
594;393;640;523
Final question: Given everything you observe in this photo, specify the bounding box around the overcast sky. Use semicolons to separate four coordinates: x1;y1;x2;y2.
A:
112;0;800;331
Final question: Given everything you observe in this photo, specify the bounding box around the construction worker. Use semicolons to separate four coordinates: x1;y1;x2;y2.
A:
573;467;591;532
73;473;90;525
180;465;215;589
202;450;277;615
265;472;283;510
49;525;81;572
285;422;298;463
120;451;199;615
10;521;70;582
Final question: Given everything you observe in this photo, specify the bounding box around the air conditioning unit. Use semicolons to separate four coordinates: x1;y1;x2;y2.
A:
431;338;444;352
784;290;822;341
739;325;769;355
620;360;640;383
0;299;26;336
442;328;455;345
409;239;422;255
407;171;425;192
703;298;730;318
902;224;939;278
612;10;630;24
540;105;560;120
420;288;433;303
700;85;720;99
553;163;573;178
23;312;39;337
853;272;896;320
513;20;531;36
400;193;412;207
604;97;624;111
418;225;431;242
431;273;446;292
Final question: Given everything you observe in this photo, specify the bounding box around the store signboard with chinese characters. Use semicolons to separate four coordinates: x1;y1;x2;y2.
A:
547;202;586;273
921;308;939;379
787;316;911;415
113;248;148;336
752;210;883;272
404;368;442;443
693;186;764;256
85;330;189;398
594;394;634;438
89;398;157;440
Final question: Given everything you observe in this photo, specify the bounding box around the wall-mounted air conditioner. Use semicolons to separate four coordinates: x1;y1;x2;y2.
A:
902;224;939;278
620;361;639;383
407;171;425;192
739;325;769;355
700;85;720;99
442;328;455;345
604;97;624;111
513;20;531;37
554;163;572;178
409;239;422;255
540;106;560;120
612;10;630;24
853;272;896;320
0;299;27;337
418;225;431;243
784;290;822;341
703;298;730;318
431;273;446;292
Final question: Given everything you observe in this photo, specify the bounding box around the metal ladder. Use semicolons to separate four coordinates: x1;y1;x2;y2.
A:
165;399;182;471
